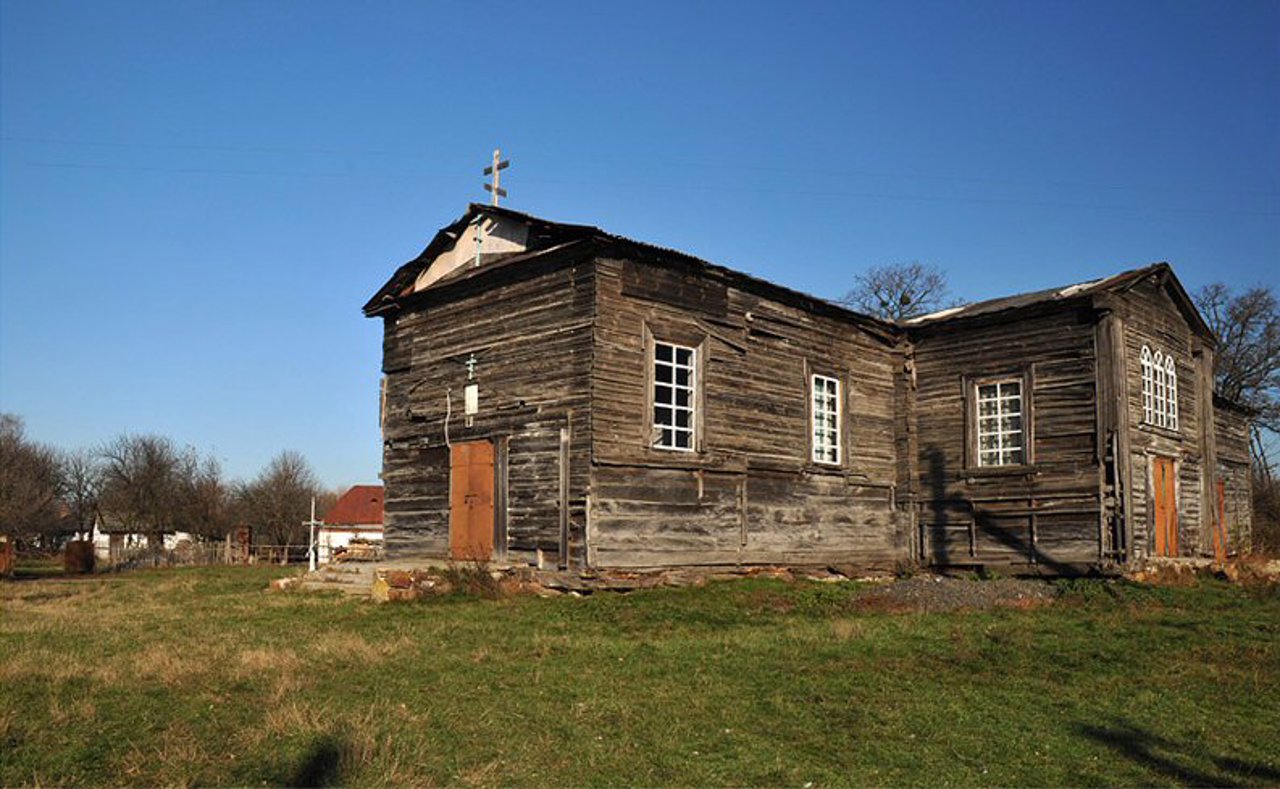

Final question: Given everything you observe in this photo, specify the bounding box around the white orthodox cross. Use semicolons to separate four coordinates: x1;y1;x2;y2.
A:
483;149;509;206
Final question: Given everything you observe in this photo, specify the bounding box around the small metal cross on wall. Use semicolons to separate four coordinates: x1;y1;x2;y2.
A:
483;149;509;206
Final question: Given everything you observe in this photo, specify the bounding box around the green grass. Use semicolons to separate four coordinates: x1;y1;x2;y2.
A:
1;567;1277;787
10;556;66;579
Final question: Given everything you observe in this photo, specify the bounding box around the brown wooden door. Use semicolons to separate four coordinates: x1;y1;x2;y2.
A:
450;440;495;561
1213;480;1228;563
1152;456;1179;557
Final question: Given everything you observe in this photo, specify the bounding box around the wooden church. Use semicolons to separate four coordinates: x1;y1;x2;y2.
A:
363;201;1252;574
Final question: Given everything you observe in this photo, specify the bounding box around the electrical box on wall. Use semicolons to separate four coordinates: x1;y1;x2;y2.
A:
464;382;479;426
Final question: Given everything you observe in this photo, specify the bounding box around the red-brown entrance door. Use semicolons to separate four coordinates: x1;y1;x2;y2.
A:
450;440;494;561
1152;456;1179;557
1213;480;1228;563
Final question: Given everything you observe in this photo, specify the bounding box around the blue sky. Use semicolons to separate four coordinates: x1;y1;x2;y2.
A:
1;0;1277;488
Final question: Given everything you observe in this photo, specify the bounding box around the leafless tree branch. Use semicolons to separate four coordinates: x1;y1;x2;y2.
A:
837;262;954;322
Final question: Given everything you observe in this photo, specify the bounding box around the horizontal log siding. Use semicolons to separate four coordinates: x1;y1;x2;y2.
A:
1214;405;1252;552
380;262;594;562
589;257;905;569
912;306;1102;568
1119;280;1206;558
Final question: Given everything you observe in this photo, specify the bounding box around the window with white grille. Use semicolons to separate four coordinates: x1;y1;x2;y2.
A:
811;374;841;465
1141;346;1155;424
653;341;696;451
976;380;1025;467
1141;345;1179;430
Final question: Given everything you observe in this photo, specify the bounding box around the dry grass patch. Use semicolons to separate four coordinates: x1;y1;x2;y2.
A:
133;642;212;688
46;695;97;726
113;721;207;787
0;646;121;685
458;757;504;787
0;710;16;744
263;700;328;737
310;630;411;666
234;646;307;700
830;617;866;641
236;645;302;675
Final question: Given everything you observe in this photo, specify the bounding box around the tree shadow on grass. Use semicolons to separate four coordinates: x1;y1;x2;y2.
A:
290;735;343;788
1076;717;1279;787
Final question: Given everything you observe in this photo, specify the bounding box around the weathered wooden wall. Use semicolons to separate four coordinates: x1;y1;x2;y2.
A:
588;257;907;569
1214;402;1252;552
380;256;594;563
910;305;1103;569
375;229;1250;574
1117;279;1208;559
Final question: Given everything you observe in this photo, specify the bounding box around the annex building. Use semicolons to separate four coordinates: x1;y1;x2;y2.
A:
363;203;1252;574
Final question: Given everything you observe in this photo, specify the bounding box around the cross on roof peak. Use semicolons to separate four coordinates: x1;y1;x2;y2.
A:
483;148;509;206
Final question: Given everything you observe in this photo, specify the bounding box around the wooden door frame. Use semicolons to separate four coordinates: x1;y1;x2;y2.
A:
1213;479;1227;563
493;436;508;561
448;438;508;561
1149;454;1179;558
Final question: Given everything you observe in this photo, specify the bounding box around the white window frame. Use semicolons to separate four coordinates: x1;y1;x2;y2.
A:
1141;346;1154;424
811;374;841;466
652;341;696;452
975;379;1026;467
1140;344;1179;431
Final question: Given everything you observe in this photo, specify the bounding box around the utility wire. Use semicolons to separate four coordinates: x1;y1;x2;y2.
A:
5;133;1277;199
15;158;1279;218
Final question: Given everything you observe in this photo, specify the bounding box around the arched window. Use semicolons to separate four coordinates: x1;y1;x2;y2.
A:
1141;346;1154;424
1153;350;1166;427
1140;344;1179;431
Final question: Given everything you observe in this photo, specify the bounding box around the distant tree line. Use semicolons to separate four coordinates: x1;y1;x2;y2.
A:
1194;282;1280;550
0;416;341;552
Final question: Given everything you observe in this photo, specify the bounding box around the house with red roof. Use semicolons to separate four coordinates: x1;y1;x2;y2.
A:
319;485;384;563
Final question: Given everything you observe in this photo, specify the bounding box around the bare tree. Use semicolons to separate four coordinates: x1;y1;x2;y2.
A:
1195;282;1280;476
0;414;63;545
315;485;344;521
839;262;953;322
97;434;192;547
236;451;320;551
60;447;103;541
177;455;233;540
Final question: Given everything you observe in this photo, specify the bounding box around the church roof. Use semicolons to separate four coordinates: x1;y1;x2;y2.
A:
903;261;1215;343
363;204;1215;346
362;203;898;341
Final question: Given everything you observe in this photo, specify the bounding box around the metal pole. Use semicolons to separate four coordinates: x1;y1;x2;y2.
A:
308;497;317;572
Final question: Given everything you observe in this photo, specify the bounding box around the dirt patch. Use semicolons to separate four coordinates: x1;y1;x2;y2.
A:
848;576;1058;614
1221;556;1280;588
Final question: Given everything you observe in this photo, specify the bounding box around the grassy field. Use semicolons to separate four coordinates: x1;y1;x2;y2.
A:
1;565;1278;787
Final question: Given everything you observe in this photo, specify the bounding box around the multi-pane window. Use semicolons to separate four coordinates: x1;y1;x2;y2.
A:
811;375;841;465
1141;346;1154;424
653;341;695;451
1140;345;1179;430
976;380;1025;467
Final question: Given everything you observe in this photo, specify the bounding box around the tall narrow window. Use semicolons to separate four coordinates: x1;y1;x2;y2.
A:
1165;355;1179;430
653;341;695;451
1141;346;1154;424
976;380;1025;467
811;374;841;465
1153;350;1166;426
